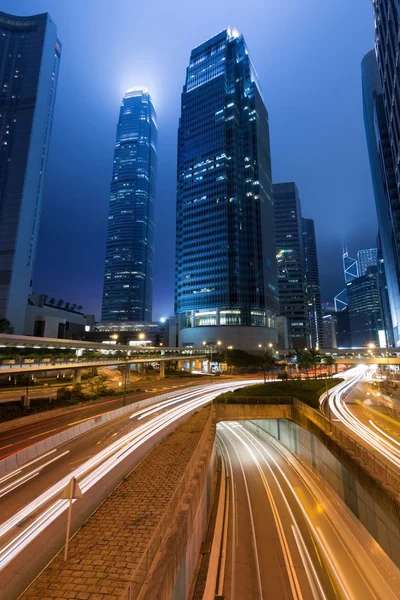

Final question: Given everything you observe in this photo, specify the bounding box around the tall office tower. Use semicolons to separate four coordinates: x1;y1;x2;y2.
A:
102;89;157;323
357;248;378;276
362;48;400;346
174;28;279;350
0;11;61;333
274;182;310;349
302;218;323;348
372;2;400;189
346;266;384;347
334;247;359;312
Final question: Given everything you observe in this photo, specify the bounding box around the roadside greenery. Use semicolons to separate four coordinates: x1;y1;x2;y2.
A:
216;378;343;409
0;383;143;423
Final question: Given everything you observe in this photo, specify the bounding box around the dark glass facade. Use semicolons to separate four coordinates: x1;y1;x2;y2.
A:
357;248;378;276
362;48;400;346
102;89;157;323
0;11;61;332
274;182;310;349
175;28;278;348
302;218;323;348
347;266;383;347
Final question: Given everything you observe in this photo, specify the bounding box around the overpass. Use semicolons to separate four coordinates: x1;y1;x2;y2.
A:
0;333;210;380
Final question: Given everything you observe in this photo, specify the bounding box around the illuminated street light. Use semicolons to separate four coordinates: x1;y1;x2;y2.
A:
368;343;376;349
110;334;119;341
138;333;145;340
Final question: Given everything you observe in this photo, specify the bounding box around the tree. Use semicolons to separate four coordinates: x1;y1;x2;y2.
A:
261;353;276;383
308;348;321;379
323;355;335;378
71;303;77;312
57;299;64;308
0;318;14;334
64;302;70;310
297;351;313;380
49;297;56;306
77;305;83;312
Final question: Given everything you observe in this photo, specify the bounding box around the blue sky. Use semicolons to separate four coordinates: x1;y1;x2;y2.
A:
5;0;377;319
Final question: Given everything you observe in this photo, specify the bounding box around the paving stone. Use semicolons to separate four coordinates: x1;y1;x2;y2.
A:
20;407;211;600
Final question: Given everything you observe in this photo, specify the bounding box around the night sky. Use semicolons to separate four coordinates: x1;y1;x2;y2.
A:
5;0;377;320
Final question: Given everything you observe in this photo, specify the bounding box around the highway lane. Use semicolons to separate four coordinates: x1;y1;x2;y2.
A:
323;367;400;469
0;377;225;459
216;421;400;600
0;379;258;575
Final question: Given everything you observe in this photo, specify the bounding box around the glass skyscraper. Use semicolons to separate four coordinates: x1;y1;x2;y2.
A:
302;218;323;348
175;28;278;350
362;49;400;346
273;182;310;349
0;11;61;333
102;89;157;323
357;248;378;276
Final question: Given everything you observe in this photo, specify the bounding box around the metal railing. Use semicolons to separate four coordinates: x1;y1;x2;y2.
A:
120;407;215;600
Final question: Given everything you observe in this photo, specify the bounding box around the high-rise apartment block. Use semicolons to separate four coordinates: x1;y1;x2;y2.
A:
174;28;279;349
0;11;61;333
357;248;378;276
302;218;324;348
274;182;310;349
102;89;157;323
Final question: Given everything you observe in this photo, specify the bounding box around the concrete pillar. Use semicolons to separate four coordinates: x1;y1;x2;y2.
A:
177;360;184;370
73;368;82;385
334;363;338;374
159;361;165;379
189;360;194;373
205;360;211;373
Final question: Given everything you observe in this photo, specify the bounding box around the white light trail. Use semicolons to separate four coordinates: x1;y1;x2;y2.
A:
0;379;256;570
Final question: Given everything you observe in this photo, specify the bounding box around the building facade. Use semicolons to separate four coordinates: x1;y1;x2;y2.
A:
362;48;400;346
346;266;383;347
302;217;323;348
0;11;61;333
357;247;378;276
274;182;310;349
102;89;157;323
372;1;400;191
174;28;279;350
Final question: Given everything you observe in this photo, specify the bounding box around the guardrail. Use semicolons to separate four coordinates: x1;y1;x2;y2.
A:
121;407;215;600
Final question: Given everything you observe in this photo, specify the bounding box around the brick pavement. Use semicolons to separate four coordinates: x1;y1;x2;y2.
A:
20;406;212;600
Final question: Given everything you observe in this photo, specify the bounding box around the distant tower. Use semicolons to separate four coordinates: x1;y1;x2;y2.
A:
102;89;157;323
334;245;358;311
174;28;278;349
274;182;310;349
0;11;61;332
302;218;323;348
357;248;378;276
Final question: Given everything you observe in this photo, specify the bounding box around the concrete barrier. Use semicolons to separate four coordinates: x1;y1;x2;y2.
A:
1;400;211;600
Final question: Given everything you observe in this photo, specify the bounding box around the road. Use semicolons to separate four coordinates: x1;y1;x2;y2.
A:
0;377;222;460
0;378;258;579
216;421;400;600
323;366;400;469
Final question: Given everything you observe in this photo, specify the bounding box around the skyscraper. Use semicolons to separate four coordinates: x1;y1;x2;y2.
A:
372;2;400;192
302;218;323;348
274;182;310;349
346;266;383;347
0;11;61;333
102;89;157;323
174;28;278;350
357;248;378;276
362;48;400;346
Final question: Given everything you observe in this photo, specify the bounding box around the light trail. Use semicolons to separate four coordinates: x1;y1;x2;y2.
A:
220;422;400;599
0;379;256;571
324;367;400;468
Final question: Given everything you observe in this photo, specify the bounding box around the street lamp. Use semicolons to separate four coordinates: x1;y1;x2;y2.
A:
138;332;145;340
